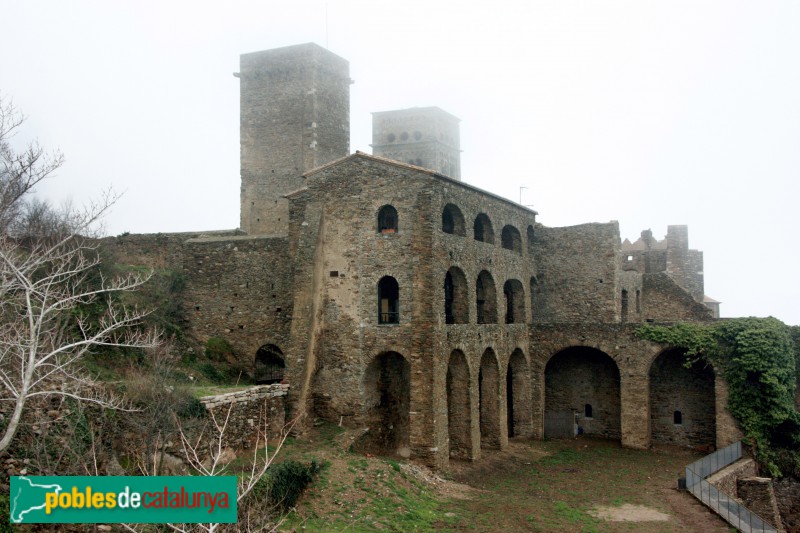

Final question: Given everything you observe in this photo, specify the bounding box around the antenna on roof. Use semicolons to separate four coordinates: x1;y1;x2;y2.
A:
325;2;329;49
520;186;534;209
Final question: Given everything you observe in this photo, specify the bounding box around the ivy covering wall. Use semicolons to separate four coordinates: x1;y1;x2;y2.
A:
637;317;800;477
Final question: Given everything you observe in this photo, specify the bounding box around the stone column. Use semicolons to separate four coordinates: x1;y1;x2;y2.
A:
620;372;650;449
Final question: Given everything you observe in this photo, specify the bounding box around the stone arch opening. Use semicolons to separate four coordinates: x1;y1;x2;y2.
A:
503;279;525;324
476;271;498;324
358;351;411;456
479;348;501;448
446;350;472;459
377;276;399;324
377;204;398;234
649;348;715;447
544;347;621;440
254;344;285;384
473;213;495;244
501;225;522;254
506;349;531;437
444;267;468;324
442;203;466;236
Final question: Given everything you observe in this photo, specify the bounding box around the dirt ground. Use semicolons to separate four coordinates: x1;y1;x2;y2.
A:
282;427;735;532
438;437;733;532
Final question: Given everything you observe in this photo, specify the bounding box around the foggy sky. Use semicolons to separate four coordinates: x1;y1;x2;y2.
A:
1;1;798;324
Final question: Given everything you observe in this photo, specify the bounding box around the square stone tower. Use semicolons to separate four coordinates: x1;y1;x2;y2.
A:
371;107;461;180
239;43;350;235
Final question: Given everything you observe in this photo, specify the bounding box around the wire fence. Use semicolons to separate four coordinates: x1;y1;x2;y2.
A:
685;441;778;533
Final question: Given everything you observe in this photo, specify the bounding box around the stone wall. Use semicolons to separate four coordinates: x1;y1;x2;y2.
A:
641;273;712;322
199;384;289;450
774;477;800;531
737;477;784;532
649;349;716;447
706;457;757;497
182;235;293;372
239;43;350;235
533;223;620;323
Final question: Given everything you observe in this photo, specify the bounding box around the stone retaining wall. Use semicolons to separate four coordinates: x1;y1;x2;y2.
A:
199;384;289;450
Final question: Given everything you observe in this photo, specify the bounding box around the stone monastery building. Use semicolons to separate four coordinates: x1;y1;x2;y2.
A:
110;43;737;469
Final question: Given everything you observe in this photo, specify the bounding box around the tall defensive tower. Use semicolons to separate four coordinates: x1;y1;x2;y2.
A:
371;107;461;180
239;43;350;235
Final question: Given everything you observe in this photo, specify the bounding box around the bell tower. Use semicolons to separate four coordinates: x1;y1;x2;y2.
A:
239;43;350;235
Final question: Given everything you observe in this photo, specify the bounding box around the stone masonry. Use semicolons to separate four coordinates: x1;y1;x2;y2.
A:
107;43;735;470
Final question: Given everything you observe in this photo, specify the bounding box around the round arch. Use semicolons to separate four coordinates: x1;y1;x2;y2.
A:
544;346;621;440
649;348;716;447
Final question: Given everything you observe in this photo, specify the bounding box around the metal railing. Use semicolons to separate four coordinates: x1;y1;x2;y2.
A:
685;441;778;533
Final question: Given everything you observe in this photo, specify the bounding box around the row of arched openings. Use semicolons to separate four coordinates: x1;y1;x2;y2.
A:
543;347;716;446
378;204;535;256
442;203;534;256
447;348;531;459
445;268;529;324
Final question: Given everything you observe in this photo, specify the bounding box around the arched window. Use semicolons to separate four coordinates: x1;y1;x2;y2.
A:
503;279;525;324
377;205;398;234
476;270;497;324
673;410;683;425
501;225;522;254
442;204;466;236
584;404;593;418
377;276;399;324
444;267;468;324
254;344;285;384
473;213;495;244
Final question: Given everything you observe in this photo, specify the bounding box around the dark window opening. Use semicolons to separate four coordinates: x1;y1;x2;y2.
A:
621;289;629;323
504;279;525;324
473;213;495;244
442;204;466;236
255;344;285;384
674;410;682;425
636;289;641;314
377;205;398;234
501;225;522;254
378;276;399;324
584;404;593;418
444;267;468;324
330;271;339;277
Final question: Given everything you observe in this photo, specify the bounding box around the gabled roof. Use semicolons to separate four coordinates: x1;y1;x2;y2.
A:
293;151;538;215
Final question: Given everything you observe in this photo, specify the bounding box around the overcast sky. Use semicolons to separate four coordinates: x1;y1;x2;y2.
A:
2;1;798;324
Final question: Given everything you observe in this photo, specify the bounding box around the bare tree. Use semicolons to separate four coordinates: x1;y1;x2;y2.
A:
0;94;64;235
122;403;295;533
0;94;159;454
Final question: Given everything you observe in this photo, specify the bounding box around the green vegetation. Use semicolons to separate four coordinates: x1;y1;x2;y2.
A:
637;317;800;477
251;459;323;511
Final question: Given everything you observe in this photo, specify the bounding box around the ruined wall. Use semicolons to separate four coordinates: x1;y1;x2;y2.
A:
199;384;289;449
182;235;293;372
533;223;620;323
239;43;350;235
103;231;241;269
641;273;713;322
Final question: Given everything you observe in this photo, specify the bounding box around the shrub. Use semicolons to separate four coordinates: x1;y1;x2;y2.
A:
205;337;235;362
251;459;322;510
